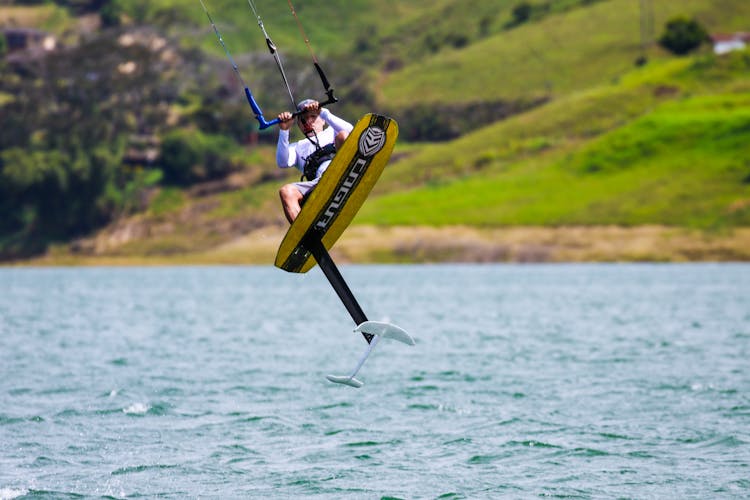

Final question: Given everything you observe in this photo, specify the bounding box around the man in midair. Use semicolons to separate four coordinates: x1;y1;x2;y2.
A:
276;99;353;223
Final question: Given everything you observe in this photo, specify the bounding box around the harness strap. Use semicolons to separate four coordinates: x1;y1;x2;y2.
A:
303;143;336;181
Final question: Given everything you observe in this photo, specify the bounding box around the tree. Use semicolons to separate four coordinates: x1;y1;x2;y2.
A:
511;2;533;25
158;130;238;186
659;16;709;56
0;27;216;258
100;0;123;28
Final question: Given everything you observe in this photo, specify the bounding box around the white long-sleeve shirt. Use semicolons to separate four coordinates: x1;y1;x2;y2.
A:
276;108;354;179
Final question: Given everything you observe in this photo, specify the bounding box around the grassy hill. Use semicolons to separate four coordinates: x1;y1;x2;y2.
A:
361;52;750;228
379;0;750;105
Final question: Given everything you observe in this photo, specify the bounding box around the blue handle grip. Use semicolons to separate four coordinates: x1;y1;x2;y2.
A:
261;117;281;129
247;92;338;130
244;87;278;129
244;88;264;119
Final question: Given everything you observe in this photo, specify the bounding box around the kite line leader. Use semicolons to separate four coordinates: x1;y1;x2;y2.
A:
199;0;339;130
199;0;277;129
286;0;338;107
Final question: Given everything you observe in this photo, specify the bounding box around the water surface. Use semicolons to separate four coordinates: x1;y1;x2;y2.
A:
1;264;749;498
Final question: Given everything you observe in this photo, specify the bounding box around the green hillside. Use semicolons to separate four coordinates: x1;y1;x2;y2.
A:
379;0;750;105
360;52;750;228
119;0;460;61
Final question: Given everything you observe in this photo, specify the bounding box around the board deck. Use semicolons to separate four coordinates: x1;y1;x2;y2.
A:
275;113;398;273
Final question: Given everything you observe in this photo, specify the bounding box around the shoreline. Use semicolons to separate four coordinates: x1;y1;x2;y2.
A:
7;225;750;266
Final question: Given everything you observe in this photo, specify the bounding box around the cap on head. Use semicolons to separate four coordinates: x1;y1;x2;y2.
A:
296;99;316;112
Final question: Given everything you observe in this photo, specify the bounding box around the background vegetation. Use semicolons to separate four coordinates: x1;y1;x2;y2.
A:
1;0;749;261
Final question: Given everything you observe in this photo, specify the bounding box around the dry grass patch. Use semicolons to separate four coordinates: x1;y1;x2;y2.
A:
14;225;750;266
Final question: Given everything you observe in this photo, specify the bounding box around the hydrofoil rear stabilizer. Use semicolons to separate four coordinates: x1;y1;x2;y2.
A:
326;321;415;388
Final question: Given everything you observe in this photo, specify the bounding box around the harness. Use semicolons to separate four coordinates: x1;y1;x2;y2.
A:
302;143;336;181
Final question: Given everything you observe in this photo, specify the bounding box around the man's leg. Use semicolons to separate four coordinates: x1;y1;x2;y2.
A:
279;183;304;223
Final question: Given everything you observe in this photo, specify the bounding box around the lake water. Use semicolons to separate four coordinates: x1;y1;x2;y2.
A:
1;264;749;499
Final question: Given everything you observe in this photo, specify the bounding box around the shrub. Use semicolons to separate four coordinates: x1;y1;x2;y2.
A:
511;2;533;25
158;130;239;186
659;16;709;56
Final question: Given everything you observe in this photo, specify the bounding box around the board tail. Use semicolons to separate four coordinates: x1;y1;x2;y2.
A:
326;322;415;388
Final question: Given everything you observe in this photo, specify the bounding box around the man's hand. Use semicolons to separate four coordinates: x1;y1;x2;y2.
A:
301;101;320;114
277;111;294;131
278;100;321;131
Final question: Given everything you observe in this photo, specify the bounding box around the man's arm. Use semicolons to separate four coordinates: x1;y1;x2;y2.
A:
320;108;353;136
276;112;297;168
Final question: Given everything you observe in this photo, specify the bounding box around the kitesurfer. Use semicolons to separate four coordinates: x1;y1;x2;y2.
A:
276;99;353;223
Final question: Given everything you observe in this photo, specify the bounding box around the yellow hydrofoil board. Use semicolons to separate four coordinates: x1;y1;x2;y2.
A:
275;113;398;273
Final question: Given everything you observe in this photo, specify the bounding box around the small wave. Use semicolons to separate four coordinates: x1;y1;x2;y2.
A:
0;415;24;425
597;432;633;440
226;385;257;393
122;401;172;416
405;402;473;415
123;403;149;415
547;446;611;458
700;435;747;448
468;454;507;464
146;402;172;416
38;386;78;396
507;440;562;449
569;447;610;457
31;456;72;468
55;409;82;418
407;403;440;411
235;415;265;423
94;407;125;416
345;441;380;448
311;402;354;411
436;494;465;500
475;417;521;429
0;488;28;500
727;405;750;416
402;385;440;396
156;387;183;397
111;464;178;476
443;437;472;446
345;439;402;449
725;478;750;490
678;433;747;448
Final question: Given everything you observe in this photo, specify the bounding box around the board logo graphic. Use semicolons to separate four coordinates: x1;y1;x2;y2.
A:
358;126;386;157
